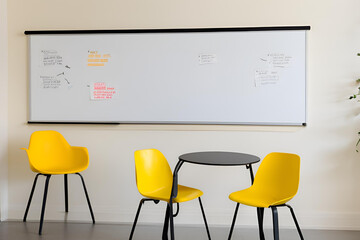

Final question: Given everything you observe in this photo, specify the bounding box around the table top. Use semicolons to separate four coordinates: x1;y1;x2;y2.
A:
178;151;260;166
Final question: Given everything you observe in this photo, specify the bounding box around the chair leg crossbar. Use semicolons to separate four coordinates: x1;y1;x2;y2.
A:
228;204;304;240
23;173;95;235
172;203;180;217
129;197;211;240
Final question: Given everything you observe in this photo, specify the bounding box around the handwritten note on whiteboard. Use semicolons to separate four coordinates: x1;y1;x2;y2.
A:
87;50;111;67
261;53;293;69
38;49;73;89
40;50;63;67
267;53;292;68
90;82;116;100
255;53;294;87
254;70;279;87
40;76;61;89
199;54;217;65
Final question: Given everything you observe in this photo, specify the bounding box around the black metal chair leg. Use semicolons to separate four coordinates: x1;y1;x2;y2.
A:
64;174;68;212
198;197;211;240
75;173;95;223
271;206;280;240
129;199;146;240
228;203;240;240
129;198;159;240
257;207;265;240
162;204;170;240
169;202;175;240
286;205;304;240
39;175;51;235
23;173;42;222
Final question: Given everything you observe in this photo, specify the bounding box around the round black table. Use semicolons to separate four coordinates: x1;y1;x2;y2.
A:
179;151;260;166
164;151;261;240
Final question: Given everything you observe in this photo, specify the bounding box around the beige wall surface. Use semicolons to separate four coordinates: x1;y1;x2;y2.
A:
0;0;8;221
6;0;360;229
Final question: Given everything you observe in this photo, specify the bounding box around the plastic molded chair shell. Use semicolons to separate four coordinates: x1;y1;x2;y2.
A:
22;130;89;174
229;152;300;208
134;149;203;202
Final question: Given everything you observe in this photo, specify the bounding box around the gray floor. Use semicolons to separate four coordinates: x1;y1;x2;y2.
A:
0;221;360;240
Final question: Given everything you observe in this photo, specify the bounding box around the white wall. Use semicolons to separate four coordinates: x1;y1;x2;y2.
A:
6;0;360;230
0;0;8;221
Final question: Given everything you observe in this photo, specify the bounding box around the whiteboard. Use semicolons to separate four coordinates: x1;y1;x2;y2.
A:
26;27;309;125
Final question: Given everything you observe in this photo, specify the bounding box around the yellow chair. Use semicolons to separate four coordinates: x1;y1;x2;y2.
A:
129;149;211;240
228;152;304;240
22;130;95;235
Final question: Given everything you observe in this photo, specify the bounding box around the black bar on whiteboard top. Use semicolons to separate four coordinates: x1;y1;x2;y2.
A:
28;121;120;125
24;26;311;35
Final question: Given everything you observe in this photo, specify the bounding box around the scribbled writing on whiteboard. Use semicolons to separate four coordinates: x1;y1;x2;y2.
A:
90;82;116;100
87;50;111;67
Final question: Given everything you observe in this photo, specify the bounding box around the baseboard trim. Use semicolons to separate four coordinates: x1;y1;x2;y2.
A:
7;206;360;231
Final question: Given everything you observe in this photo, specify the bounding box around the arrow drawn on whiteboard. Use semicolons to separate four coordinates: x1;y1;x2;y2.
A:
56;72;71;84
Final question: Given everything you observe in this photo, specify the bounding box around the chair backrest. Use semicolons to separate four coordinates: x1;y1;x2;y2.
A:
252;152;300;201
23;130;73;172
134;149;173;196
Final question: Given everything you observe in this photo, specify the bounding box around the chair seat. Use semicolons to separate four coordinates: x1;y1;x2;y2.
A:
229;187;294;208
142;185;203;203
33;165;88;175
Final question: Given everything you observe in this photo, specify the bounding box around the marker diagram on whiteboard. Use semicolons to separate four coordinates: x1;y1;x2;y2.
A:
39;50;72;89
255;53;293;87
